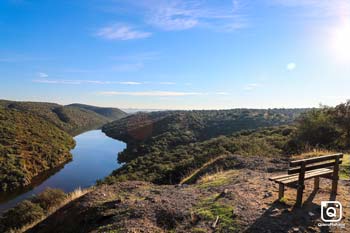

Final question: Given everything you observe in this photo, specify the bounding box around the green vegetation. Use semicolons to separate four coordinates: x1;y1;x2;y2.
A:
0;188;88;233
193;194;237;232
0;108;75;191
291;101;350;152
0;99;127;192
340;154;350;180
101;108;300;185
0;188;66;232
0;100;127;135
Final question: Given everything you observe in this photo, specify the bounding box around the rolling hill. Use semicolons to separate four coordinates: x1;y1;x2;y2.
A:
0;100;127;192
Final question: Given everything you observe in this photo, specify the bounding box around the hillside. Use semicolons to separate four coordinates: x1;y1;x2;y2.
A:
0;107;75;192
101;109;305;184
21;156;350;233
68;103;127;122
0;100;127;135
2;104;350;232
0;100;127;192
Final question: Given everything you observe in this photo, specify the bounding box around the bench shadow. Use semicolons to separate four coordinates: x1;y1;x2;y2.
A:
243;190;335;233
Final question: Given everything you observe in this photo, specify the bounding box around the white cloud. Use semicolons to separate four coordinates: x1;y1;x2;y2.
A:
159;82;176;85
97;91;204;97
33;79;142;85
117;0;248;31
215;92;230;95
244;83;259;91
37;72;48;78
96;24;152;40
118;81;142;85
286;62;296;71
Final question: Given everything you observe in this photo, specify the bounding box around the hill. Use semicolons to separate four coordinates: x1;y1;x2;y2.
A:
101;109;306;184
67;103;127;122
0;100;127;192
0;107;75;192
0;100;127;135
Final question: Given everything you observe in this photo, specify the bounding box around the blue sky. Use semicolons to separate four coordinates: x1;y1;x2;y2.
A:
1;0;350;109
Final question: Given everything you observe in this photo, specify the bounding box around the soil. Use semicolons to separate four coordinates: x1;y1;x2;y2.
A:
27;155;350;233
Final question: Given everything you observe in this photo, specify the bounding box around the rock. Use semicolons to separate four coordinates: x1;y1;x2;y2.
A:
292;227;299;232
271;208;279;214
264;192;272;198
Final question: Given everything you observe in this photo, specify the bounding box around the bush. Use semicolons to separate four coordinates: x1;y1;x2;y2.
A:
0;200;44;231
32;188;67;210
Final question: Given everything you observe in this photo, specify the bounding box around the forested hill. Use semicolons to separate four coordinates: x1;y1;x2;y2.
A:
68;103;127;122
103;109;307;143
0;100;127;135
101;108;308;184
0;107;75;192
0;100;127;192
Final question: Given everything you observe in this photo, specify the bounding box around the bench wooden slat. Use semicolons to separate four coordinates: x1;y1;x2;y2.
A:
270;168;333;185
289;153;343;167
280;169;333;184
269;168;330;181
288;160;342;174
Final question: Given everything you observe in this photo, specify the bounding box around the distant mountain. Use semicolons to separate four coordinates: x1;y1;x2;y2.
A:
68;103;127;122
0;100;127;135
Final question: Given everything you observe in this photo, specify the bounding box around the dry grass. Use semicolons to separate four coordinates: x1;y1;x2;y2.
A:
291;149;337;160
180;154;229;184
8;187;91;233
196;170;238;188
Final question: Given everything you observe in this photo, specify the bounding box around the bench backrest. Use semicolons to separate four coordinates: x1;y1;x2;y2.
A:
288;153;343;175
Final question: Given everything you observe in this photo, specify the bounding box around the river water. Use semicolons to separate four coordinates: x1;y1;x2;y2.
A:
0;130;125;213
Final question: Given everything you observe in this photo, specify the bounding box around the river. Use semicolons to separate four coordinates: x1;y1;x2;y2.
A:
0;130;126;213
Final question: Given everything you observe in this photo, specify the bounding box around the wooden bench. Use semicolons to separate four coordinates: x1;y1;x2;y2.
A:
269;153;343;207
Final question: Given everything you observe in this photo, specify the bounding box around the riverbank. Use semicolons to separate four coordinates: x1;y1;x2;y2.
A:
0;130;125;213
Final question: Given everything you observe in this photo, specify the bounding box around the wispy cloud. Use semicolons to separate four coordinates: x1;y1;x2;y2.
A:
37;72;49;78
244;83;260;91
159;82;176;85
96;24;152;40
33;79;142;85
111;0;248;32
97;91;204;97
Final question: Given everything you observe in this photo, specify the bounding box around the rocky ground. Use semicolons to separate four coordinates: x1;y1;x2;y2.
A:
27;155;349;233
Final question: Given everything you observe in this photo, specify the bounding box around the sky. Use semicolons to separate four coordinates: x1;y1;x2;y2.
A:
1;0;350;110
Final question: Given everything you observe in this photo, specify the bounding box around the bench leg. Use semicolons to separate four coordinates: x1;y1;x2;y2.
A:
279;184;285;199
314;177;320;190
296;185;304;207
331;178;338;195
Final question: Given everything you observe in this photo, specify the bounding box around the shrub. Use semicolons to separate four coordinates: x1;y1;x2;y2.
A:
0;200;44;231
31;188;67;210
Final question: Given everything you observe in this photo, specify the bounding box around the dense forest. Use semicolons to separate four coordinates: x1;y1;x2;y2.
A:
0;100;127;192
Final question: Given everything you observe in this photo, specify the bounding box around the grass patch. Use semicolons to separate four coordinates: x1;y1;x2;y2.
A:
196;170;237;189
340;154;350;180
193;194;237;232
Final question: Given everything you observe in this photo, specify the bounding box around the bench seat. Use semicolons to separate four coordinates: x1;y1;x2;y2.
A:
269;168;333;185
